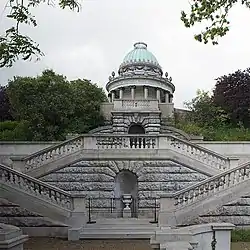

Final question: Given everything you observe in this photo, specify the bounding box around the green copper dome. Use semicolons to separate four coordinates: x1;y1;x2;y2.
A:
121;42;161;67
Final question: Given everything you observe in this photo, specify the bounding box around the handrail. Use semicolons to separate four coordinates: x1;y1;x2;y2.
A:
0;164;75;210
166;135;229;162
163;161;250;209
22;135;84;161
17;134;230;173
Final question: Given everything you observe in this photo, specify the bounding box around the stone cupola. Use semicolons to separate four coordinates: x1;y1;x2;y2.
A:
106;42;175;103
99;42;176;134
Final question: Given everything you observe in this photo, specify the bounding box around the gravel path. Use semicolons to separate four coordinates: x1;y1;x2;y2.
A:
24;238;152;250
24;238;250;250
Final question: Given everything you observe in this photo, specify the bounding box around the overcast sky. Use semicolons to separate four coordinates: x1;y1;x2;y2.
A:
0;0;250;108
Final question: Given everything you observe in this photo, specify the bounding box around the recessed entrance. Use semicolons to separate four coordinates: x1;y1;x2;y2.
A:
114;170;138;218
128;124;145;134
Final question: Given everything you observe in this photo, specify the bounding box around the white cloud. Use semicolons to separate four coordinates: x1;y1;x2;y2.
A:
1;0;250;108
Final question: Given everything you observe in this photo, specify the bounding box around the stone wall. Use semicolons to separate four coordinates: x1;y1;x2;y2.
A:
112;112;161;134
40;160;208;219
183;195;250;228
0;198;67;229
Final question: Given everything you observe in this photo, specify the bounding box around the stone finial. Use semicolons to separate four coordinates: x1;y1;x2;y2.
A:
165;72;168;78
112;71;115;77
109;76;112;81
169;77;172;82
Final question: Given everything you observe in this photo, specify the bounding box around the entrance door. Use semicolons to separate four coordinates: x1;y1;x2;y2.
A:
114;170;138;217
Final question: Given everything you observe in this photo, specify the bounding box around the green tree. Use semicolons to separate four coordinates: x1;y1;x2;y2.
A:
213;68;250;127
7;69;107;140
184;89;229;128
0;86;13;121
0;0;80;68
67;79;107;134
181;0;250;45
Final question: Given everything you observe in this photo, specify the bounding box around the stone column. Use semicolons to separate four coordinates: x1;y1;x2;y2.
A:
131;86;135;99
144;86;148;99
119;88;123;99
108;94;112;103
111;91;115;102
156;88;161;102
169;95;173;103
165;91;169;103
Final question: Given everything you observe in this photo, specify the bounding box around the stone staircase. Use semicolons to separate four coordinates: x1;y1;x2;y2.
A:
159;161;250;227
13;134;232;178
80;218;159;239
0;164;86;239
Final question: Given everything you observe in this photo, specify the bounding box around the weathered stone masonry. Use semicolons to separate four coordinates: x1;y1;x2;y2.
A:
40;160;208;218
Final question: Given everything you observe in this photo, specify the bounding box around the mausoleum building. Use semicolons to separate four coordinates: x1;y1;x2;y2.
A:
1;42;250;246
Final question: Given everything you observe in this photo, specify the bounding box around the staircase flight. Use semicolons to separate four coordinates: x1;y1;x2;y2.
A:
0;164;86;229
159;162;250;226
12;134;232;178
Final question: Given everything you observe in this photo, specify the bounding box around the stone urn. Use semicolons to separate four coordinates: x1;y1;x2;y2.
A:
122;194;132;218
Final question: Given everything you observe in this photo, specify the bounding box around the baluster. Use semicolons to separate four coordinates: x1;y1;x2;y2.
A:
208;182;213;194
229;171;235;185
195;149;200;161
235;170;240;183
218;177;224;191
245;166;250;178
176;196;181;207
187;145;191;156
136;137;140;148
9;173;14;184
187;191;192;204
202;184;207;196
224;174;229;189
204;153;208;164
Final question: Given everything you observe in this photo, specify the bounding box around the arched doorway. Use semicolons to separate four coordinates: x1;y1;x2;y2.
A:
128;124;146;148
128;124;145;134
114;170;138;218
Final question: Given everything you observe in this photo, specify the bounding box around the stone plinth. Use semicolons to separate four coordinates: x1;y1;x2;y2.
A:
150;223;235;250
0;223;28;250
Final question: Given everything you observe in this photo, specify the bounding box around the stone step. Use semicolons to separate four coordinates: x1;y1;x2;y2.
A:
83;226;157;231
89;218;156;225
81;218;159;239
80;230;156;239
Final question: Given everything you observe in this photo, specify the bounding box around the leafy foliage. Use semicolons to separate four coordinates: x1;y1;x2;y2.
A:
181;0;250;45
0;0;80;67
184;89;229;128
0;120;31;140
4;69;107;140
213;68;250;127
0;86;13;121
179;68;250;140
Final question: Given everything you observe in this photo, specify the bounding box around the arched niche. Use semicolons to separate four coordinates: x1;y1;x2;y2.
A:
128;124;145;134
114;170;138;218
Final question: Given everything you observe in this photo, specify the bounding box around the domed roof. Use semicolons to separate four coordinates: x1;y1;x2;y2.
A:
120;42;161;68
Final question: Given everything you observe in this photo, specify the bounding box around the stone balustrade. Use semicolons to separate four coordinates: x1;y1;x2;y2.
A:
16;134;230;175
163;136;230;171
165;162;250;210
23;136;84;172
95;135;157;149
0;164;74;210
